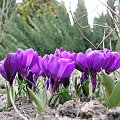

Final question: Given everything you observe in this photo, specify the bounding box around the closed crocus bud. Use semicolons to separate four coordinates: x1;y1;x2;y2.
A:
99;49;120;74
86;50;104;90
0;53;19;86
105;52;120;74
86;50;104;73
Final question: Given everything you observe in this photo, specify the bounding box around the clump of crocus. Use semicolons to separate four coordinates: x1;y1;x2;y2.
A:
76;48;104;90
38;54;75;94
16;48;42;89
76;48;120;91
1;47;120;94
0;48;42;89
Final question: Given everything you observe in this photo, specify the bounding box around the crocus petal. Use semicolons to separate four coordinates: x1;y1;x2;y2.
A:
17;48;27;66
29;52;39;69
57;58;73;80
38;55;50;76
4;54;17;77
86;51;103;72
61;51;77;61
103;52;116;71
31;63;42;80
85;48;92;55
76;52;88;72
24;48;37;68
61;61;75;79
81;72;89;82
93;53;104;72
0;61;7;80
48;57;60;79
55;48;64;57
26;71;35;90
44;77;50;89
107;53;120;73
54;48;77;61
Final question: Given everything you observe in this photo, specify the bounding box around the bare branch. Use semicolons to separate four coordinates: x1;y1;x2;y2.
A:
97;24;120;48
75;4;99;24
69;10;97;49
83;24;113;29
106;3;120;37
74;14;88;24
98;0;120;19
102;29;106;49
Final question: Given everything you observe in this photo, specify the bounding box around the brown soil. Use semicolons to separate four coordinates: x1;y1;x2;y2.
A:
0;94;120;120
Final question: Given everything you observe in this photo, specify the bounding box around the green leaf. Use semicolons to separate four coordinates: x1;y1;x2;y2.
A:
41;87;47;105
74;77;78;90
27;87;44;112
52;95;60;106
61;88;72;101
83;80;89;97
48;93;59;106
109;81;120;107
102;85;111;108
101;71;115;97
6;84;12;107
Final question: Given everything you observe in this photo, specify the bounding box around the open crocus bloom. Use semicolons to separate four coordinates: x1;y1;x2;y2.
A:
38;54;75;93
54;48;77;61
76;49;104;90
17;48;38;77
0;53;19;86
17;48;42;88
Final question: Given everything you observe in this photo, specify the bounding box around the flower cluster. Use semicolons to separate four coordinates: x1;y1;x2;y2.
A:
0;48;41;89
76;48;120;90
0;48;120;93
38;54;75;93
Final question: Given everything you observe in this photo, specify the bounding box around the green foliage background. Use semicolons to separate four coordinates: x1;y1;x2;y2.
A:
0;0;119;60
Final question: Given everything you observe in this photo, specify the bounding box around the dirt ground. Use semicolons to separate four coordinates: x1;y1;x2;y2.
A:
0;94;120;120
0;75;120;120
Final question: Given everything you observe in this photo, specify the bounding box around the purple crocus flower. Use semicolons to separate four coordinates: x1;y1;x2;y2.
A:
54;48;77;61
99;49;120;74
108;53;120;73
0;53;20;86
76;49;104;90
16;48;42;88
17;48;38;77
38;54;75;93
